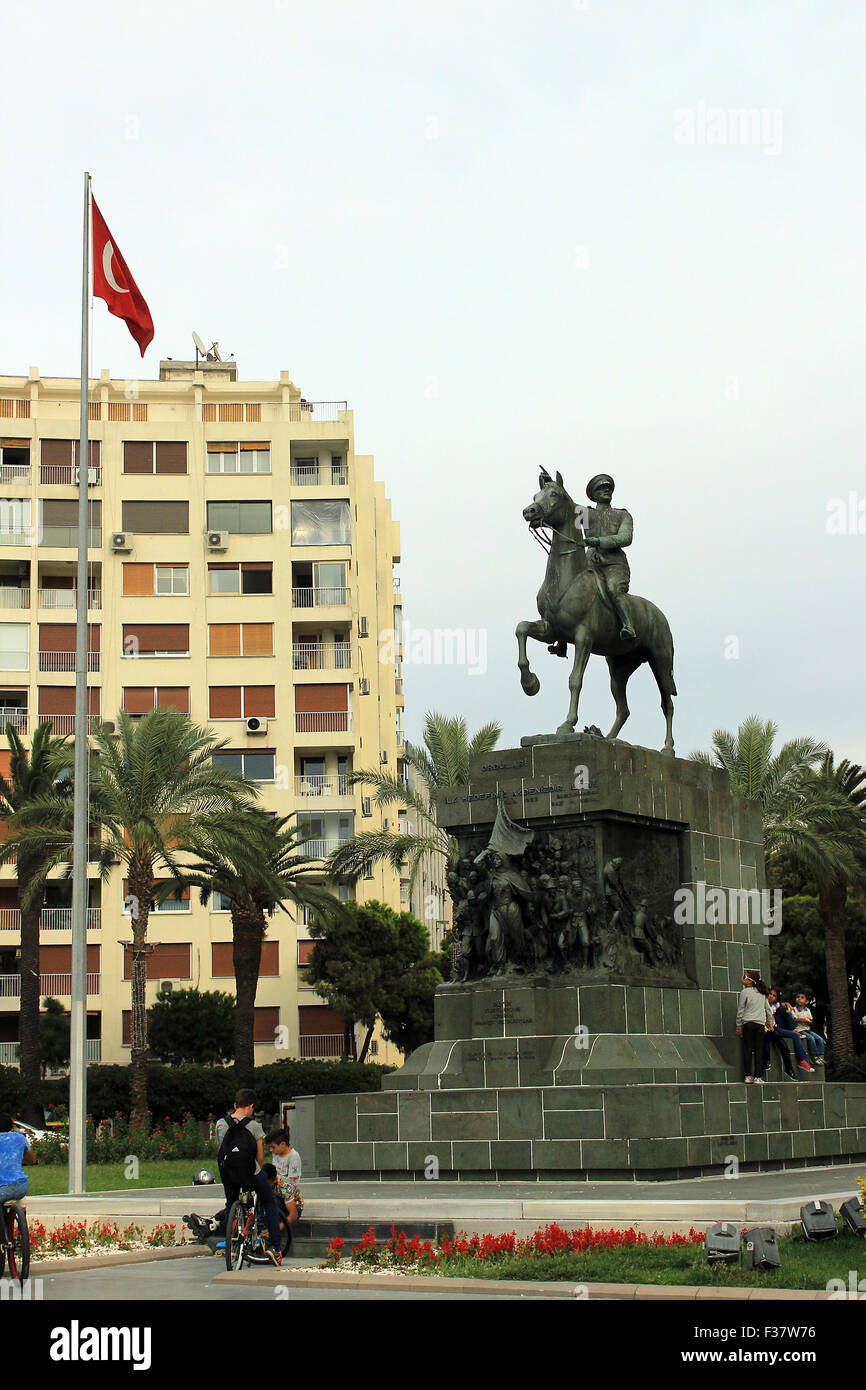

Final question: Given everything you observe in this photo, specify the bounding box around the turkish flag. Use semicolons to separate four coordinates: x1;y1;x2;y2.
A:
91;196;154;356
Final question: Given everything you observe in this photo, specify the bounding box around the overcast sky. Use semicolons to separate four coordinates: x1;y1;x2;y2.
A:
2;1;864;765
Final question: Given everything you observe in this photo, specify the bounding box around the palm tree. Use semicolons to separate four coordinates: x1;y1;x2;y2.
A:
12;711;257;1120
692;720;866;1063
0;722;73;1120
183;812;346;1086
327;711;502;886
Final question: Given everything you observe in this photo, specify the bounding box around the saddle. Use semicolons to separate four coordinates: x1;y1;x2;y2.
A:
546;569;615;657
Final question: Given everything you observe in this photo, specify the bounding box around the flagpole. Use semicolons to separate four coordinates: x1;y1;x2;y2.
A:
68;170;91;1195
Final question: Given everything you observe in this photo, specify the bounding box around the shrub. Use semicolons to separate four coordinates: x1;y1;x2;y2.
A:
30;1111;218;1165
0;1065;23;1115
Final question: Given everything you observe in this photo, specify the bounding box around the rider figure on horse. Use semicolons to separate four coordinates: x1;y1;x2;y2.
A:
582;474;636;641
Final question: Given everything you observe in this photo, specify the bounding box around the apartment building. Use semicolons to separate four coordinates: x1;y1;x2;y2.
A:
0;359;408;1068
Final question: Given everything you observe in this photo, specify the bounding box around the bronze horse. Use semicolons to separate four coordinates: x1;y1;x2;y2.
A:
516;469;676;753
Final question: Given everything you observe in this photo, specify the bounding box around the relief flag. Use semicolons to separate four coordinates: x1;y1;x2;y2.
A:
90;195;154;356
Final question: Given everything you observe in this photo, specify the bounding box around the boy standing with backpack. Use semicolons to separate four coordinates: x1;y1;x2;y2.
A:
215;1088;283;1266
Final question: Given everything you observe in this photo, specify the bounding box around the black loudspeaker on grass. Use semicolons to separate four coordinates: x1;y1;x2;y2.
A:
800;1200;838;1241
839;1195;866;1237
743;1226;781;1271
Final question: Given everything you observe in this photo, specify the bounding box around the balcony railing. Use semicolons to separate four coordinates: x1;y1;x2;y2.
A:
291;641;352;670
38;651;100;672
296;836;352;859
0;463;31;484
0;972;101;997
286;401;347;423
294;774;351;797
290;463;349;486
39;526;102;548
291;586;348;608
0;907;102;932
0;530;32;546
0;587;29;609
38;714;100;737
298;1032;345;1059
40;464;103;486
294;711;352;734
0;1038;102;1066
38;587;102;610
0;708;28;733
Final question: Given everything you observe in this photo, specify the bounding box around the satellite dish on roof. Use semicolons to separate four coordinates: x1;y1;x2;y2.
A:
192;331;207;357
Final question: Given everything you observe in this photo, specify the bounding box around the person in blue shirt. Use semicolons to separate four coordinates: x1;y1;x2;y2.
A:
0;1111;37;1246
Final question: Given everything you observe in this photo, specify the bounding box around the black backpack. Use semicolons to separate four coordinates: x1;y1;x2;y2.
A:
217;1115;257;1187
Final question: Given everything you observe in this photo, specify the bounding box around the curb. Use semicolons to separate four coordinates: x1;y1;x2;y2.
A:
31;1245;212;1274
212;1267;833;1300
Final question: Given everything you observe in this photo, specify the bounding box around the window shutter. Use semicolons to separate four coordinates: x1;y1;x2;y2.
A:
209;686;242;719
123;441;154;474
299;1004;344;1035
121;501;189;534
156;687;189;713
41;440;74;468
294;683;348;712
211;943;234;976
123;623;190;654
242;686;275;717
123;688;155;714
253;1007;280;1042
38;686;75;715
155;441;187;474
38;623;76;652
241;623;273;656
208;624;241;657
122;563;154;596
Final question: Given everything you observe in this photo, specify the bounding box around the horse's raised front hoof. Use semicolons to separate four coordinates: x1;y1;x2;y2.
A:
521;672;540;697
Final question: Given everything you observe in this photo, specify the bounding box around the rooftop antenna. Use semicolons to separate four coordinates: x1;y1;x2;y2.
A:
192;331;207;368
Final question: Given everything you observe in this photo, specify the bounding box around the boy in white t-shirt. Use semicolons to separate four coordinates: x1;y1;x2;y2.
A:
266;1127;302;1181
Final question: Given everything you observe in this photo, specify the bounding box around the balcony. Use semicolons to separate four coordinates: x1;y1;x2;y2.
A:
298;1032;344;1059
0;972;100;997
39;526;102;548
291;641;352;670
294;774;351;798
38;651;101;672
291;586;348;608
0;708;28;734
296;836;352;859
38;587;102;611
0;908;102;932
0;1038;101;1066
290;462;349;486
0;587;29;609
40;464;103;487
294;711;352;734
286;401;348;423
0;463;31;485
38;714;100;737
0;530;32;546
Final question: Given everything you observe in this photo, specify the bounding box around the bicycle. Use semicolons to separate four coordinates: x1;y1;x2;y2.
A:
224;1188;289;1271
0;1200;30;1286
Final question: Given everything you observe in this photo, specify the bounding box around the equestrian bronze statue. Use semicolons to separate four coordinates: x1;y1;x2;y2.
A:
516;470;677;753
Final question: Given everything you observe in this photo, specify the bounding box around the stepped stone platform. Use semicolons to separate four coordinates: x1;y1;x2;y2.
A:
314;737;866;1180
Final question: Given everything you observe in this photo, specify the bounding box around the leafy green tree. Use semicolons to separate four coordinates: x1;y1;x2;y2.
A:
306;900;438;1061
148;987;236;1065
0;722;73;1117
11;710;257;1121
39;997;70;1076
183;812;346;1087
693;721;866;1063
326;711;502;886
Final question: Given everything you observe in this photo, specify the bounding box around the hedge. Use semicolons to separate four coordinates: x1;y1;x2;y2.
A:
38;1058;395;1122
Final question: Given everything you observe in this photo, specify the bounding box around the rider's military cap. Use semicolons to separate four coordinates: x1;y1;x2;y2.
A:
586;473;615;501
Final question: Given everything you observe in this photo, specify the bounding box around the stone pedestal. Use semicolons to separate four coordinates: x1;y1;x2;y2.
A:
313;738;866;1179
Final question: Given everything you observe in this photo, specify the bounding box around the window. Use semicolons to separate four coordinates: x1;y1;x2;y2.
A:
0;440;30;478
121;500;189;534
155;566;189;596
122;943;191;980
206;443;271;474
122;623;189;657
0;623;29;670
208;562;272;595
290;500;352;546
212;941;278;975
297;940;315;967
253;1007;280;1043
123;882;190;913
206;500;272;534
0;499;30;544
123;563;189;596
211;891;232;913
40;498;101;547
208;623;273;657
123;442;187;475
209;686;275;719
122;688;189;715
213;750;275;781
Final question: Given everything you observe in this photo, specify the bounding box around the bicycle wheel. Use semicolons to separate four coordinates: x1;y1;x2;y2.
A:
5;1204;29;1285
225;1200;247;1272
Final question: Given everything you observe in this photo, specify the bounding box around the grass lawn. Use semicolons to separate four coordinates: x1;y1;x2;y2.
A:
432;1231;866;1289
26;1159;216;1196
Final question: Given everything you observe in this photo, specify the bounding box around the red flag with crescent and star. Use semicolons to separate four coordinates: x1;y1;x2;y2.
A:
91;195;154;356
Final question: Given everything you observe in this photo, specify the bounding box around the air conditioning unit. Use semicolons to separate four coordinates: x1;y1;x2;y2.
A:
73;467;99;486
206;530;229;552
158;980;173;996
245;716;268;735
358;616;369;637
111;531;132;553
361;797;372;817
359;678;370;695
380;750;389;764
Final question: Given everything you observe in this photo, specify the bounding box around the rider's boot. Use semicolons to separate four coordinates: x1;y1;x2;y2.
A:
612;596;636;641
